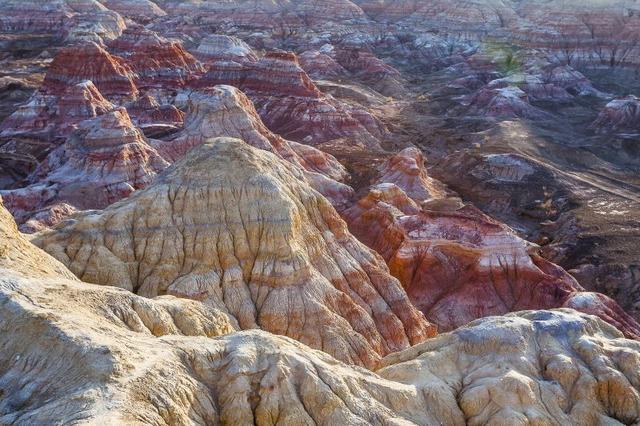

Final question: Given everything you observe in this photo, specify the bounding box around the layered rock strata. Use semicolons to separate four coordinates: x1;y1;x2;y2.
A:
42;41;138;100
2;107;167;230
34;138;435;368
196;50;386;148
155;85;354;208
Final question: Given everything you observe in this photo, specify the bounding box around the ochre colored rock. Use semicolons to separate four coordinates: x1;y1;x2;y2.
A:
2;276;640;426
376;147;447;203
34;138;435;368
0;195;75;279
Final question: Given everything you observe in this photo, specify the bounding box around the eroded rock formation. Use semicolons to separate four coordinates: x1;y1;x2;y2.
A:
2;107;167;230
155;85;354;207
108;25;204;90
193;34;257;64
3;267;639;426
344;153;640;338
0;80;115;141
34;138;435;367
376;147;446;203
42;41;138;100
196;50;386;148
592;95;640;134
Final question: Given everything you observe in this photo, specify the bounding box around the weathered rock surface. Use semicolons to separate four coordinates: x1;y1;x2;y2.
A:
108;25;204;90
0;0;124;43
3;272;640;426
376;147;446;203
64;5;125;44
125;93;184;136
42;41;138;100
155;85;354;207
193;34;257;64
2;107;168;230
298;49;348;79
0;0;73;34
197;50;386;147
34;138;434;367
466;86;549;119
167;0;366;27
344;180;640;338
100;0;167;23
0;195;75;279
0;80;115;141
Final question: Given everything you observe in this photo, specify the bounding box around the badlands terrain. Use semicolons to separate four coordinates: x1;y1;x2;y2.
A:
1;0;640;424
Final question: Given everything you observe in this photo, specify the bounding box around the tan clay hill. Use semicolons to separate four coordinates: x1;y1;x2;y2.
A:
33;138;435;368
1;191;640;425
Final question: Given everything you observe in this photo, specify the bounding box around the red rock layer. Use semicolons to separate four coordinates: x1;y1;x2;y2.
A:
0;1;71;34
125;94;184;136
42;42;138;100
298;50;348;79
0;80;115;140
201;51;322;98
108;25;204;89
336;48;401;79
2;107;168;230
196;51;386;147
343;183;640;339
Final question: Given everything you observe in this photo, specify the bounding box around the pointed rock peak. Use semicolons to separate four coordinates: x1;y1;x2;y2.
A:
42;41;138;99
107;24;203;88
58;80;115;119
181;85;286;151
257;50;322;97
133;93;160;109
154;86;352;206
1;105;168;228
34;137;435;368
351;183;422;216
377;147;447;203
